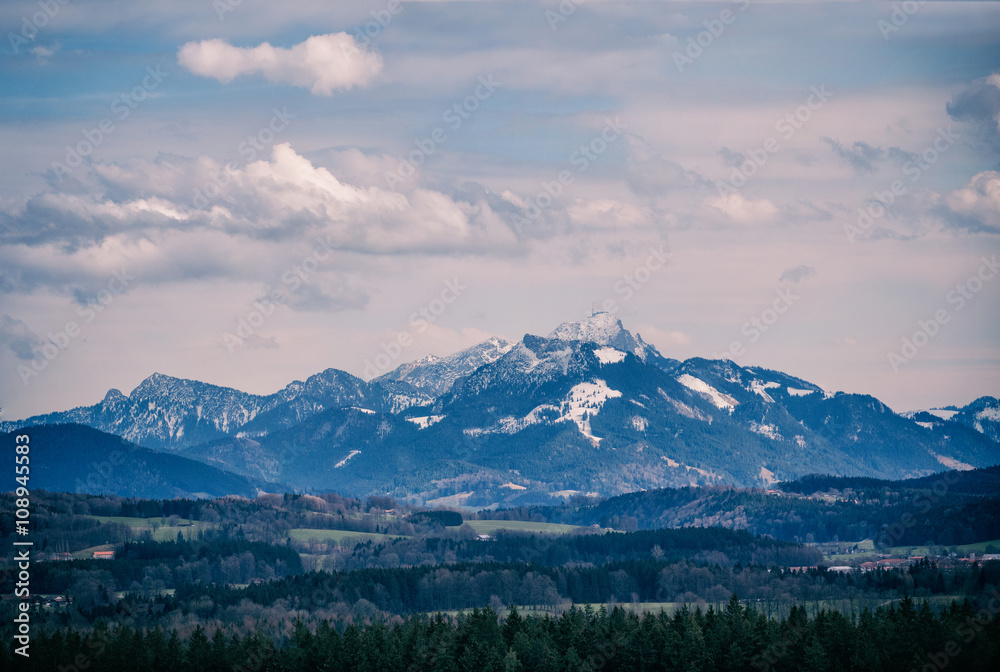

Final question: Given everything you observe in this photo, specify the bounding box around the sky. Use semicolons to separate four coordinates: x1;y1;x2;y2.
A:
1;0;999;420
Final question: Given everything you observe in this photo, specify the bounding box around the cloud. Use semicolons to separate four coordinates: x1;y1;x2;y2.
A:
625;135;704;197
31;45;57;62
717;148;746;169
779;265;816;283
941;170;1000;234
706;193;778;223
272;279;370;313
823;138;886;174
946;73;1000;156
177;32;382;96
0;315;43;361
1;144;518;255
638;325;691;348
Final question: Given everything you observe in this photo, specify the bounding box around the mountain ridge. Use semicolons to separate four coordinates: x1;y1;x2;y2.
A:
2;313;997;504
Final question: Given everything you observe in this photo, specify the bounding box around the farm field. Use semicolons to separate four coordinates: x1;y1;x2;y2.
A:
87;515;213;541
288;528;406;544
465;520;599;535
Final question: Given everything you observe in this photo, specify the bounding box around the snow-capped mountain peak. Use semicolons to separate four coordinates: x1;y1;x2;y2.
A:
547;312;660;360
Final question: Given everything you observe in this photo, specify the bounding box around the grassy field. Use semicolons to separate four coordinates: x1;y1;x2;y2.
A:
956;539;1000;554
888;539;1000;557
288;528;406;544
465;520;598;535
87;515;213;541
823;537;1000;563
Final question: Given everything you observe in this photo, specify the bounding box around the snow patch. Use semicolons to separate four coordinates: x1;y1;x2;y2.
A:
759;466;777;485
472;379;622;443
407;415;445;429
750;421;782;440
631;416;648;432
334;450;361;468
659;389;711;423
350;407;376;414
561;380;622;443
794;435;806;448
787;387;815;397
676;374;737;411
501;482;527;490
926;408;958;421
594;347;626;364
976;406;1000;422
748;379;780;403
930;452;975;471
915;421;935;430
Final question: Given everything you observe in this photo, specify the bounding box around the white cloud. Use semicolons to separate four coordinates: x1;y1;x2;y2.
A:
706;193;778;223
944;171;1000;233
637;325;691;348
177;32;382;96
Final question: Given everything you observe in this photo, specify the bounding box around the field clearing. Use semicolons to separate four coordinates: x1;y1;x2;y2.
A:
87;515;212;541
956;539;1000;554
824;537;1000;563
289;528;406;544
465;520;599;535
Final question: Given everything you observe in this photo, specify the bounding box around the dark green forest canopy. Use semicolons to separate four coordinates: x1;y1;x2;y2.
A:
6;597;1000;672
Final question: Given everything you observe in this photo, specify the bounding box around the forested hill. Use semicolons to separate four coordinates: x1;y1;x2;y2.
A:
776;464;1000;496
475;466;1000;546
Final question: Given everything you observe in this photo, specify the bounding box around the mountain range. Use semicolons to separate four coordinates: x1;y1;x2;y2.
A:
3;313;998;505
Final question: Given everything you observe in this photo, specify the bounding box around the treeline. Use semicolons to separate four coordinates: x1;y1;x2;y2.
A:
0;491;433;555
15;539;303;598
7;597;1000;672
178;559;1000;618
475;482;1000;546
335;527;822;571
778;465;1000;497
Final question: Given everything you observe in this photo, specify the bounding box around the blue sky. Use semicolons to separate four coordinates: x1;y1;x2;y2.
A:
1;0;999;419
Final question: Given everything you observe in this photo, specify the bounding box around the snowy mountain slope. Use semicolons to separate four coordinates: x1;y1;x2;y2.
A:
548;312;659;360
951;396;1000;444
2;313;997;503
376;336;514;397
0;367;420;450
